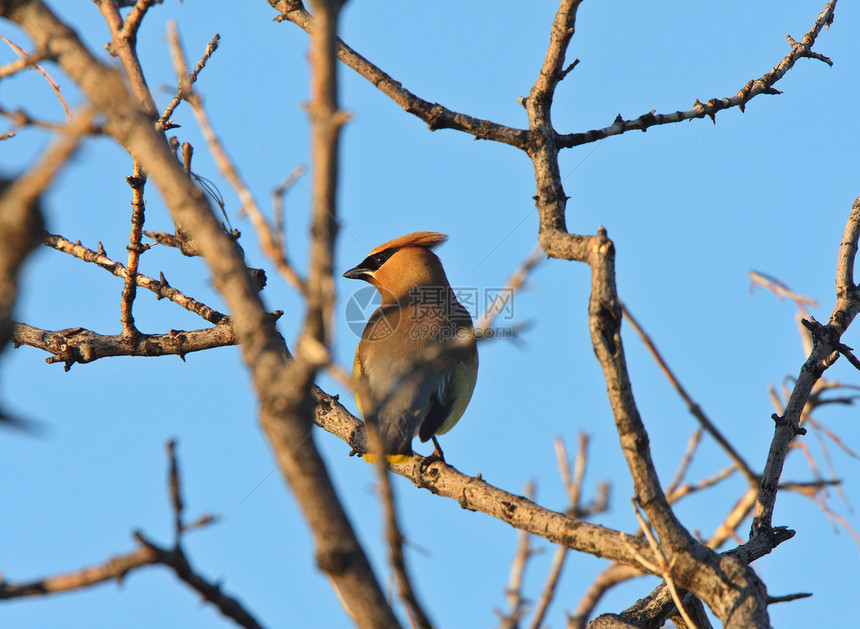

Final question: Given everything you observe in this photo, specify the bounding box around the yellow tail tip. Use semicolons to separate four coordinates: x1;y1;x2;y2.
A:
362;453;413;464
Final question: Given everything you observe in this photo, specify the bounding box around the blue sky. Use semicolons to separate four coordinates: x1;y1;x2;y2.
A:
2;1;858;627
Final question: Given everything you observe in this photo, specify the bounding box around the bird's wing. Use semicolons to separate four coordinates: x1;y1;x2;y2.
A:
417;347;478;441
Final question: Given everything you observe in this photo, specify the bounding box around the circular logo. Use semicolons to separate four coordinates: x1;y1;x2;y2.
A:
344;285;399;340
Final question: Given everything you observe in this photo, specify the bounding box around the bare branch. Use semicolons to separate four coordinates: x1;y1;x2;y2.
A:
95;0;157;115
568;564;642;629
120;165;146;338
43;233;226;324
312;389;657;568
622;304;757;485
158;32;221;129
0;546;160;598
497;482;537;629
373;453;433;629
749;271;819;311
0;111;92;357
628;500;696;629
269;0;529;148
743;194;860;552
0;440;263;629
11;318;252;369
557;0;838;148
475;244;543;336
167;23;308;294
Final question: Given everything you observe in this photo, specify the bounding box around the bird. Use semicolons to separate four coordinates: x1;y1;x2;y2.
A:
343;231;478;463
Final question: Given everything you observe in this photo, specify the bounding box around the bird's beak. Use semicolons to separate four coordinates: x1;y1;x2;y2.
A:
343;265;371;281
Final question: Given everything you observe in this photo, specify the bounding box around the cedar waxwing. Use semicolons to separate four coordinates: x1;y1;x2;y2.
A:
343;231;478;462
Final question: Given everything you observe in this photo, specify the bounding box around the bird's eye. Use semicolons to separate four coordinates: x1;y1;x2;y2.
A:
363;249;395;271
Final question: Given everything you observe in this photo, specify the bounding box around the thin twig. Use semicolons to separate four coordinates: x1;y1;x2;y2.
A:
498;481;536;628
0;46;46;79
42;232;225;323
475;244;543;336
158;32;221;129
622;303;757;484
628;500;698;629
556;0;838;147
166;23;307;294
120;164;146;338
119;0;159;41
666;429;703;497
530;438;584;629
373;449;433;629
0;441;262;629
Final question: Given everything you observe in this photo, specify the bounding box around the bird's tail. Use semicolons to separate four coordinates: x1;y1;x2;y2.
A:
362;417;416;463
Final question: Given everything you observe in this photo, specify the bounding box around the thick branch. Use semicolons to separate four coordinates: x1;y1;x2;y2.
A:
0;6;395;624
313;389;657;567
12;319;245;368
0;118;88;355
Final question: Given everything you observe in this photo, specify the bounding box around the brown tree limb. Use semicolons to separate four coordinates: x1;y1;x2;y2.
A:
4;0;404;622
120;165;147;338
0;546;160;599
165;25;307;294
0;112;91;357
268;0;529;149
95;0;158;115
568;563;643;629
523;0;775;625
11;317;253;369
0;440;264;629
42;232;226;324
556;1;838;148
312;389;656;567
365;417;432;629
739;194;860;557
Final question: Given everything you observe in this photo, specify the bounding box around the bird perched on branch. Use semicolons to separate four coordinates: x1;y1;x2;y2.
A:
343;231;478;462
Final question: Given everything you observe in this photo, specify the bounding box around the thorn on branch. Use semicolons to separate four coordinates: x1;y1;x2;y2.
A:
786;35;833;66
768;591;813;605
636;110;656;131
771;525;796;547
771;412;807;436
837;343;860;371
559;58;580;81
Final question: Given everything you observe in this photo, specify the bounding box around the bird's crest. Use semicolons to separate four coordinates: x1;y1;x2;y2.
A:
369;231;447;256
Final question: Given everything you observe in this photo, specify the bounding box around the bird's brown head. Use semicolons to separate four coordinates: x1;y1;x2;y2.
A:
343;231;451;301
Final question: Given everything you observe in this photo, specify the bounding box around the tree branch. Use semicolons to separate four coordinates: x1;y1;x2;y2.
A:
313;389;656;567
622;304;757;485
268;0;529;149
11;318;252;369
740;194;860;554
0;440;264;629
42;232;227;324
557;0;838;148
